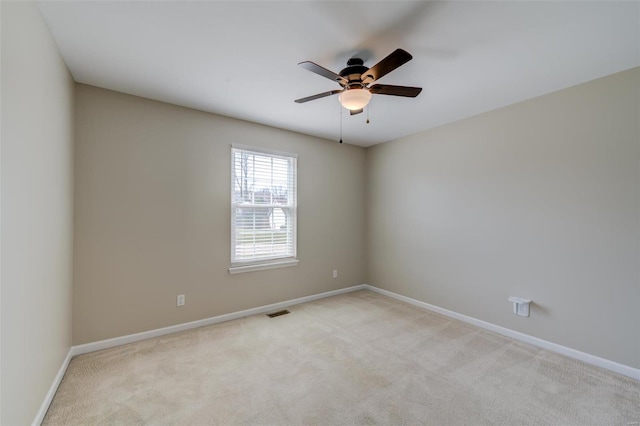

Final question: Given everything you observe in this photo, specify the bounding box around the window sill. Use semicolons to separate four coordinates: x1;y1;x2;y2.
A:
228;259;299;275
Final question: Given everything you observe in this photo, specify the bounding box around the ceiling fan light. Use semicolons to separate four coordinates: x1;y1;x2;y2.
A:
338;88;372;111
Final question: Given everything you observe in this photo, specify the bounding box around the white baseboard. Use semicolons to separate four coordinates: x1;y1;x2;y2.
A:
363;284;640;381
73;283;639;381
32;347;73;426
71;284;367;356
37;282;637;425
37;284;366;424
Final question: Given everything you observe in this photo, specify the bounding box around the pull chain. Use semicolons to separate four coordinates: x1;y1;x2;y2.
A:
366;102;370;124
339;105;343;144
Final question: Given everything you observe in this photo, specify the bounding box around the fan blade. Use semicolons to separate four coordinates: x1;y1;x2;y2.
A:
294;89;343;104
350;108;364;116
362;49;413;84
369;84;422;97
299;61;348;85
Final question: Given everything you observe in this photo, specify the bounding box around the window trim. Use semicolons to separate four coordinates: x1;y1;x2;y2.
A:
229;144;298;274
228;258;299;275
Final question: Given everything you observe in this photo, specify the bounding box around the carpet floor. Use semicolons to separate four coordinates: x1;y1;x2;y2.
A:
43;290;639;425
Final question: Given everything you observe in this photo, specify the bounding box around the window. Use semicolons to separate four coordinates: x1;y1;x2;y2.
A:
229;145;298;273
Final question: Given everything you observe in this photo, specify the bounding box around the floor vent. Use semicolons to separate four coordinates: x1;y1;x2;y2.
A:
266;309;290;318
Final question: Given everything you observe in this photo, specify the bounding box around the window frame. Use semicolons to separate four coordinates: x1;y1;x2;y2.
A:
228;144;298;274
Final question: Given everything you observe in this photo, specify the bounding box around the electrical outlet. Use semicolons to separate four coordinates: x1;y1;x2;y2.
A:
332;269;338;279
177;294;185;307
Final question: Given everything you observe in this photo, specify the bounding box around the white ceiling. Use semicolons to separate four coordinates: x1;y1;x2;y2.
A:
37;1;639;147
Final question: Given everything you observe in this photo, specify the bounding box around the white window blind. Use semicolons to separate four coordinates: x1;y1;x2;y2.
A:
230;145;297;269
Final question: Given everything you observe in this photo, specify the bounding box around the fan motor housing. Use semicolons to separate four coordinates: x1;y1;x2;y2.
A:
339;58;368;87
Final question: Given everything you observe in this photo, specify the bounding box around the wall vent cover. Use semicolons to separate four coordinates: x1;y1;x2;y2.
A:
266;310;290;318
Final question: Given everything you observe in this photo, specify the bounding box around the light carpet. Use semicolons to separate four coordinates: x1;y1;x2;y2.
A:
43;290;639;425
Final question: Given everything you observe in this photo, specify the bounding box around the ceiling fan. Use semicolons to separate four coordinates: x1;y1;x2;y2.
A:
295;48;422;115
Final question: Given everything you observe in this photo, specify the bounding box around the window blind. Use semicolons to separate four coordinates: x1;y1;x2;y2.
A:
231;145;297;266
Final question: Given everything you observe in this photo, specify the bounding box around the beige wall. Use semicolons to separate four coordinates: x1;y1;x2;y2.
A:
1;2;75;424
73;84;366;344
366;68;640;368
